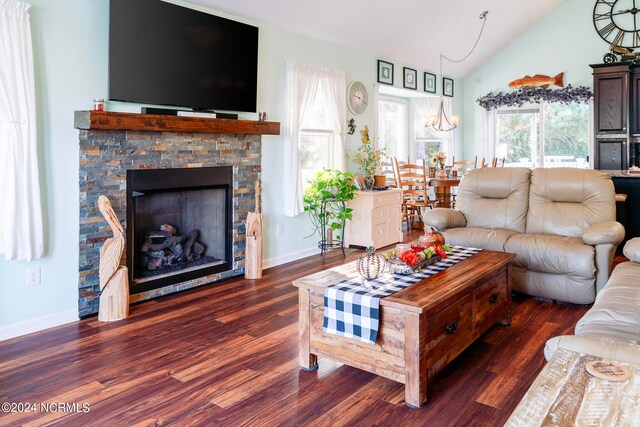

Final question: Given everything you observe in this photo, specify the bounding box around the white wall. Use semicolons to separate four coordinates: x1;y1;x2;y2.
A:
461;0;604;158
0;0;462;337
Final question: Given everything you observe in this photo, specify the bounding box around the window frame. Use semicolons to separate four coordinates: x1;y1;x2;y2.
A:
489;101;593;169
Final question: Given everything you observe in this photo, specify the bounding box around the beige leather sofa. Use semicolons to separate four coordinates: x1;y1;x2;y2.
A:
544;238;640;365
423;168;625;304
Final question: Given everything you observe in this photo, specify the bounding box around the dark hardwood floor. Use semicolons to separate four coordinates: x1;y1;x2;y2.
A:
0;228;590;426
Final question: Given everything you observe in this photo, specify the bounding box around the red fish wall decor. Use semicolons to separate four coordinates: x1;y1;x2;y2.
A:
508;72;564;89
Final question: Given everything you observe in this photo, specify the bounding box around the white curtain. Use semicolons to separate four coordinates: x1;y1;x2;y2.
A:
0;0;43;261
283;63;346;217
319;68;346;172
412;97;455;164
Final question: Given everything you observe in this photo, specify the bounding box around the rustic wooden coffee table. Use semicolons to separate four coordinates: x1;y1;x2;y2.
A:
293;250;514;407
505;348;640;426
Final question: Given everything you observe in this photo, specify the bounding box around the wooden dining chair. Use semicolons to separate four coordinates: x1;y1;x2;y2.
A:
480;157;491;168
452;155;477;174
392;157;432;231
380;160;397;187
494;157;505;167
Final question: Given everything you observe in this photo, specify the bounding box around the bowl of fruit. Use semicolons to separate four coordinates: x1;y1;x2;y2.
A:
384;242;452;274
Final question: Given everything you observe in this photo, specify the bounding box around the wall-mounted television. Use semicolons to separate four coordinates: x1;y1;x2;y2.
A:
109;0;258;113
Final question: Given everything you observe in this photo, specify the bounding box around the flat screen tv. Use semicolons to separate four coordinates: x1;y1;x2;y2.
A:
109;0;258;113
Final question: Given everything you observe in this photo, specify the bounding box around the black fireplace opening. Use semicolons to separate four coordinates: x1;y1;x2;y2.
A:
126;166;233;294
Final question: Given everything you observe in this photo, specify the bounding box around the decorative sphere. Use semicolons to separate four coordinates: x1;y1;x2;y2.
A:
356;246;387;280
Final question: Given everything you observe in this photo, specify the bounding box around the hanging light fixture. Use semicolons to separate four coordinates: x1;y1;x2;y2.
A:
427;11;489;132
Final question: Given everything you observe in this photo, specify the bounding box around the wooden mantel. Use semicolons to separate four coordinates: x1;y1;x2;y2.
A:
74;110;280;135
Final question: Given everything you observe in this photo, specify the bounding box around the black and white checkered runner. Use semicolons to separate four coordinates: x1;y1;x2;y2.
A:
323;246;481;345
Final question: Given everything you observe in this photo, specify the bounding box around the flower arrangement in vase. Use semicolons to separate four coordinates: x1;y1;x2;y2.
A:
350;125;386;190
431;151;447;178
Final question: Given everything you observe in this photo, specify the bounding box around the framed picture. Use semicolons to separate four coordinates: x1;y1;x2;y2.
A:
443;77;454;97
377;60;394;85
424;72;436;94
403;67;417;90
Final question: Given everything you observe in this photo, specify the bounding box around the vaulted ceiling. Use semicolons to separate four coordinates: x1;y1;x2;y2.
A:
191;0;566;79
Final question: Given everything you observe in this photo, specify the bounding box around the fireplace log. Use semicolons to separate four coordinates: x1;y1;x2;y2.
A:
184;229;200;260
160;224;177;236
191;242;205;260
149;235;186;252
146;230;172;240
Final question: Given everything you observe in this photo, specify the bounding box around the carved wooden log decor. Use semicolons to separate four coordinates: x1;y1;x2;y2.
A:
245;181;263;279
97;195;129;322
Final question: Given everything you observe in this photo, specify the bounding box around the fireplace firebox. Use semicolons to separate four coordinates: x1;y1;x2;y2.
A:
126;166;233;294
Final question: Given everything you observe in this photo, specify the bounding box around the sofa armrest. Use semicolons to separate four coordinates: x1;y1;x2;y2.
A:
623;238;640;263
545;335;640;365
423;208;466;231
582;221;625;246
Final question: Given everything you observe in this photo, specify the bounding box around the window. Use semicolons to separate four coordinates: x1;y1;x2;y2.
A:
493;102;590;168
413;97;453;163
378;97;408;161
299;84;337;186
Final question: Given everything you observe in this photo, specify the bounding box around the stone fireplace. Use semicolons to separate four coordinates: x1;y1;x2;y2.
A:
75;111;279;318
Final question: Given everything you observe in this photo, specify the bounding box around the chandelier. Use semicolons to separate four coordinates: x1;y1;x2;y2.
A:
427;11;489;132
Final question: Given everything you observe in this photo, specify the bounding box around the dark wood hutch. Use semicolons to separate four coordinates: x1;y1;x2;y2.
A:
591;61;640;170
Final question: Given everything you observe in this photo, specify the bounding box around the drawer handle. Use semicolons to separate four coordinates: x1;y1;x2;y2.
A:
488;293;498;304
444;321;458;335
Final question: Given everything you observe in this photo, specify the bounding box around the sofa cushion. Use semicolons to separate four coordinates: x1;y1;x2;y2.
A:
623;238;640;263
526;168;616;237
455;167;530;233
442;227;518;252
505;233;595;278
545;335;640;365
575;261;640;342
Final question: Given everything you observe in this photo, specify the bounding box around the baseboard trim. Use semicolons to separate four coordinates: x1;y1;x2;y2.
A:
263;246;321;269
0;309;78;342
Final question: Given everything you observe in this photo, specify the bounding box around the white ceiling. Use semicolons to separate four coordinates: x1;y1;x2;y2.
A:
189;0;565;79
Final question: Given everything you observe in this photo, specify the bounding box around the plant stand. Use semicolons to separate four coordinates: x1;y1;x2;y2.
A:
317;200;346;261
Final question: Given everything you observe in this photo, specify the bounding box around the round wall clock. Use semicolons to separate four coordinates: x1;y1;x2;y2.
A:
347;81;368;115
593;0;640;48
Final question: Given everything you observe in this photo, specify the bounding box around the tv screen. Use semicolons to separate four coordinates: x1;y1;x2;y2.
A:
109;0;258;113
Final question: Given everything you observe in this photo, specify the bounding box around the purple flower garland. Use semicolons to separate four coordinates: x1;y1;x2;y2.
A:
477;85;593;110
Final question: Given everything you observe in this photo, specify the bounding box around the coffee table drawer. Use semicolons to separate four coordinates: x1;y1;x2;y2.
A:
426;295;472;372
474;272;508;329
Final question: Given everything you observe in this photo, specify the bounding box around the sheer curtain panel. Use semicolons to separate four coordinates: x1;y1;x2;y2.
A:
0;0;44;261
283;63;346;217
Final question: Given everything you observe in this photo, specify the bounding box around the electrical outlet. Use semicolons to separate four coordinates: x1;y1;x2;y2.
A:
26;266;41;287
277;223;284;236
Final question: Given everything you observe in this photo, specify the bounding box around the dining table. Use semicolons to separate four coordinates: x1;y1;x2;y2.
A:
428;175;463;208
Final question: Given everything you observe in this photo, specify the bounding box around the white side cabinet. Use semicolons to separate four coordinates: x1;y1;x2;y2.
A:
344;188;403;249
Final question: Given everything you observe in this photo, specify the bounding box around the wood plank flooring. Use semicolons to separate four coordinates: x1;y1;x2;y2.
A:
0;229;590;426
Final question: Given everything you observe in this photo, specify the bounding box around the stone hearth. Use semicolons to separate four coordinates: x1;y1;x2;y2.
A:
75;112;270;317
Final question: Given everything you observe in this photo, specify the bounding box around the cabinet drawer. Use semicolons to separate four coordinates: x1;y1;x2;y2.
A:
373;191;402;208
474;272;508;329
371;223;388;242
371;206;388;225
426;295;472;371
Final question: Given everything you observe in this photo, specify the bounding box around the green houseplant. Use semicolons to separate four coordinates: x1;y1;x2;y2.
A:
350;125;386;189
303;169;357;254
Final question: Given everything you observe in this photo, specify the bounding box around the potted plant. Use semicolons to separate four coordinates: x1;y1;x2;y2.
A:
303;169;358;256
351;125;386;189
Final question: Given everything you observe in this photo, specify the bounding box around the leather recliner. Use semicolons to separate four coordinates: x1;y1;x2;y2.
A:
544;238;640;365
423;167;625;304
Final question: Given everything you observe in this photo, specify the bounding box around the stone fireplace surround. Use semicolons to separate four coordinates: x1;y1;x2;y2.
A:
75;111;279;318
